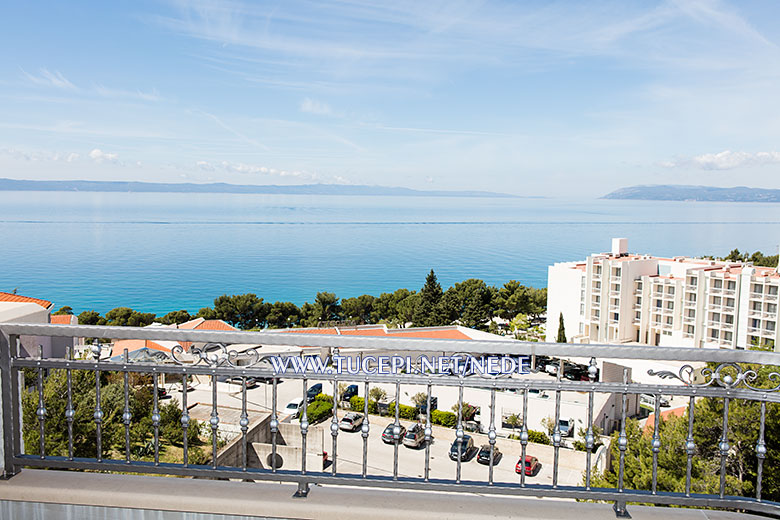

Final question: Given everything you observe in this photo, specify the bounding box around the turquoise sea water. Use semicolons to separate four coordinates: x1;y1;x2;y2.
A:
1;191;779;314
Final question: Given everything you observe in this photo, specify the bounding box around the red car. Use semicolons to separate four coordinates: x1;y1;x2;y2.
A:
515;455;540;476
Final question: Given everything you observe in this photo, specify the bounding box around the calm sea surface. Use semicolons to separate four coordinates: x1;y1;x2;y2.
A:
1;191;779;314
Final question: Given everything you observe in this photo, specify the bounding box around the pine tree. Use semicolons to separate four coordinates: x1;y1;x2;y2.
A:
413;270;448;327
556;312;567;343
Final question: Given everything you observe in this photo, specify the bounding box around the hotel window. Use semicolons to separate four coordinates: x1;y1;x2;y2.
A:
688;277;697;286
724;314;734;324
636;297;642;305
580;304;585;315
686;325;695;334
655;299;662;308
613;313;619;321
725;298;734;307
579;323;584;333
667;286;675;295
712;296;722;305
768;303;777;314
595;295;600;303
635;311;641;319
686;309;696;318
724;331;733;341
752;318;760;328
767;321;776;331
614;267;621;276
687;294;696;302
753;301;763;311
595;266;602;275
769;285;779;296
710;329;718;339
666;301;673;310
594;281;601;289
727;281;736;290
665;317;673;325
753;284;764;294
714;279;723;289
662;330;672;336
712;312;721;322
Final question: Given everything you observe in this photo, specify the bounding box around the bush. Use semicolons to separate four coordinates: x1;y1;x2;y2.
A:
431;409;457;428
388;401;418;420
306;400;333;424
314;393;333;403
349;396;377;414
527;430;551;445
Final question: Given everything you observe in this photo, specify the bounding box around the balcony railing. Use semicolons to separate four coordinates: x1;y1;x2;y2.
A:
751;292;764;299
684;300;696;307
1;323;779;518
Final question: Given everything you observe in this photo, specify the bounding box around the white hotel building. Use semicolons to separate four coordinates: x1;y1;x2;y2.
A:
546;238;780;350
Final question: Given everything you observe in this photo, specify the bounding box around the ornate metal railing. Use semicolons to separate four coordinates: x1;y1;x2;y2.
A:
1;323;779;517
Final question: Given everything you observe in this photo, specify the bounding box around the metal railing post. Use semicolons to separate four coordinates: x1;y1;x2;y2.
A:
0;333;19;478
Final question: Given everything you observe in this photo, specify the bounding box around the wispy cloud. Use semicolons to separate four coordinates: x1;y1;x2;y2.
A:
660;150;780;170
299;97;334;116
0;146;80;163
88;148;119;163
195;159;350;183
21;68;77;90
93;84;162;102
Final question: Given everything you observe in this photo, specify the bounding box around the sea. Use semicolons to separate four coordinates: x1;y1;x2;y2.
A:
1;191;779;315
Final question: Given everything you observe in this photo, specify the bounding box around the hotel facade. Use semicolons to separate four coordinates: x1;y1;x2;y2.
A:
547;238;780;350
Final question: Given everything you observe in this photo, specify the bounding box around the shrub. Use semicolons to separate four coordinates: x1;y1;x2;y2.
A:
527;429;551;445
306;399;333;424
431;409;457;428
388;401;418;420
314;393;333;403
349;396;377;414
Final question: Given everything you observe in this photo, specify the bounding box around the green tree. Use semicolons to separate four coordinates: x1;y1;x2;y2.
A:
556;312;567;343
442;278;496;330
506;413;522;434
341;294;376;324
369;386;387;403
266;301;301;328
52;306;73;315
313;292;341;323
371;288;415;324
158;310;192;325
196;307;217;319
411;392;428;408
413;270;450;327
78;310;105;326
105;307;156;327
212;294;270;329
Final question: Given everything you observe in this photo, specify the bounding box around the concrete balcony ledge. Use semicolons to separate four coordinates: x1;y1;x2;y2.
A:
0;469;763;520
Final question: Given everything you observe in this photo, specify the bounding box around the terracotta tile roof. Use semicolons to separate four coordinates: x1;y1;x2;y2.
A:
50;315;74;324
0;292;53;310
644;406;687;433
177;318;237;331
111;339;167;358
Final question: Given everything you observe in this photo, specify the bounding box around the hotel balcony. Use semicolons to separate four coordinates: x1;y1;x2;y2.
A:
682;316;695;324
0;323;779;519
767;293;779;302
710;287;723;295
683;300;697;307
751;292;764;300
685;284;697;292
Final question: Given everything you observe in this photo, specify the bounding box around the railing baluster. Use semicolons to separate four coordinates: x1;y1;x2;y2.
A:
270;377;278;473
552;360;562;488
36;345;46;459
152;371;160;466
181;370;189;467
361;379;370;478
617;368;629;494
455;381;464;483
65;344;74;461
393;379;401;481
330;378;339;475
300;377;308;476
488;386;496;485
423;381;432;482
585;357;597;490
651;392;661;494
756;400;767;502
210;370;219;469
122;349;132;464
719;396;730;499
520;387;528;487
240;375;249;471
685;395;696;497
93;341;103;463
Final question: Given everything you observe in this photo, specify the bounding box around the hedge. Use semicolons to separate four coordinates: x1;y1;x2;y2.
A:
306;399;333;424
431;410;457;428
349;396;378;414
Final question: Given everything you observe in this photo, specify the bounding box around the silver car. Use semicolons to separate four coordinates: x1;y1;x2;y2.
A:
339;412;364;432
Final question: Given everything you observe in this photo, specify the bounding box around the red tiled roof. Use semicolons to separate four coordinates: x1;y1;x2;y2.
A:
644;406;686;433
177;318;237;331
111;339;167;358
0;292;53;310
50;315;74;324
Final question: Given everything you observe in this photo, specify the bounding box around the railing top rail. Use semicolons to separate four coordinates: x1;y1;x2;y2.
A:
2;323;780;364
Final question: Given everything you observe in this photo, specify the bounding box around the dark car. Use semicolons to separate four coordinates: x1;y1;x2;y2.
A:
341;384;358;401
306;383;323;402
226;376;258;389
449;435;476;461
476;444;501;465
402;423;426;448
156;387;169;399
516;455;540;476
381;423;407;444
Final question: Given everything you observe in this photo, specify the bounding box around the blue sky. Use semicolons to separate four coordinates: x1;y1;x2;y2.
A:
2;0;780;197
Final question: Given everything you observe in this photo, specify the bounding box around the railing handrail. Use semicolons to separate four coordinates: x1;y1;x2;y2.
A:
2;322;780;364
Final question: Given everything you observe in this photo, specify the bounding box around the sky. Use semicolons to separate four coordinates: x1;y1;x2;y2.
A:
2;0;780;197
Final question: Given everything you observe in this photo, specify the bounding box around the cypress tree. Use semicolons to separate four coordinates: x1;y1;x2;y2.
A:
556;312;567;343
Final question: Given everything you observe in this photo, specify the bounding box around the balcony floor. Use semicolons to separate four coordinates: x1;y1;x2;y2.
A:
0;469;763;520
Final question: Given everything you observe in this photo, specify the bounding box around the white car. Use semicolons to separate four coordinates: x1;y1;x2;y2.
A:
284;397;305;418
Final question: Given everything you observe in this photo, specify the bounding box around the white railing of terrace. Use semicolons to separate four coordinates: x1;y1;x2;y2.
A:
1;323;780;518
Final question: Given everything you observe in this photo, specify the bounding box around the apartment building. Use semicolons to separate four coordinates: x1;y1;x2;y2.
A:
547;238;780;350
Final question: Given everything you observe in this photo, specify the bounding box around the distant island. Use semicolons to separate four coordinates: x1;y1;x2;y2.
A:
0;178;520;198
603;184;780;202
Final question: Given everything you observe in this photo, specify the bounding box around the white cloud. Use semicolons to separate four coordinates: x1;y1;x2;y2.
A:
0;147;81;163
196;159;331;182
21;68;77;90
661;150;780;170
94;84;162;102
299;98;333;116
88;148;119;163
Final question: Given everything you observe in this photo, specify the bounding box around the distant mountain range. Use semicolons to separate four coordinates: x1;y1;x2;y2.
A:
603;185;780;202
0;178;519;198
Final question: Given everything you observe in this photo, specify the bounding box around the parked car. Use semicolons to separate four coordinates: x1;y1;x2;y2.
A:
476;444;501;465
173;382;194;392
516;455;540;476
449;435;476;461
641;394;671;408
341;384;358;401
381;423;407;444
339;412;364;432
533;355;551;372
527;388;549;399
558;417;576;437
225;376;258;389
284;397;305;418
306;383;323;402
402;423;426;448
156;387;169;399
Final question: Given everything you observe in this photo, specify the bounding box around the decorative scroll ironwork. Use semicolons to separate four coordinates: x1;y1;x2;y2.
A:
648;362;780;392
